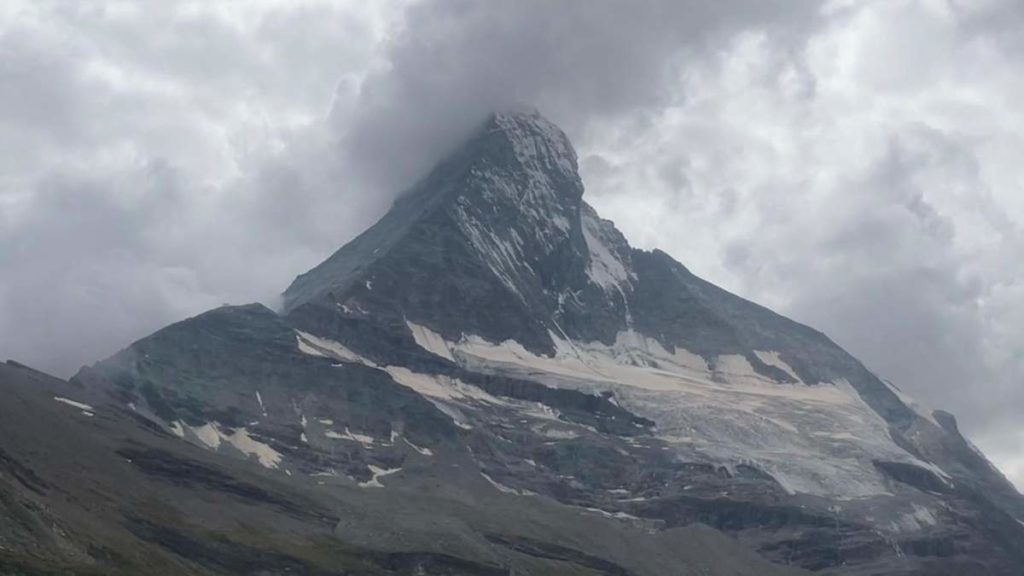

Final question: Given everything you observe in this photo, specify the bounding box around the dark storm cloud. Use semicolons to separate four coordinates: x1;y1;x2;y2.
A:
342;0;820;194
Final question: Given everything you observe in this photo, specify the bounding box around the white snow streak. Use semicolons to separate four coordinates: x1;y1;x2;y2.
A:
255;391;267;416
53;396;93;413
481;472;535;496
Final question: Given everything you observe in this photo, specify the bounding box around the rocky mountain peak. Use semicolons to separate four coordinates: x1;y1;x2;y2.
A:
280;112;610;355
8;110;1021;576
483;109;581;192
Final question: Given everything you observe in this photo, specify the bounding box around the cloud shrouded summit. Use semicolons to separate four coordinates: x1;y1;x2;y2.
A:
1;0;1023;490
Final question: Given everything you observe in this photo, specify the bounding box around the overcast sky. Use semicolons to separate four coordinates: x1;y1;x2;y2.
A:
1;0;1021;490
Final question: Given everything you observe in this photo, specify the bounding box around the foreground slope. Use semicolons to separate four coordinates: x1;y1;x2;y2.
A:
4;111;1022;575
0;359;801;575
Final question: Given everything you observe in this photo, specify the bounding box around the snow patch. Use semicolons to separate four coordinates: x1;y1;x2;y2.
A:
753;351;802;383
191;423;222;449
359;465;401;488
911;504;937;526
481;472;535;496
384;367;502;404
893;504;938;532
407;321;455;362
224;427;283;469
404;438;433;456
295;331;373;366
325;427;376;447
533;424;579;440
579;506;640;521
173;421;282;469
383;366;518;430
582;210;632;293
442;330;933;499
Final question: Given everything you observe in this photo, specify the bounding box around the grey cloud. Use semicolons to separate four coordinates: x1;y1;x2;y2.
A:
0;1;390;376
576;1;1024;487
1;0;1022;490
342;0;821;194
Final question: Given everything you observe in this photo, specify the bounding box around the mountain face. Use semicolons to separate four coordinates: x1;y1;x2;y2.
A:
3;112;1023;576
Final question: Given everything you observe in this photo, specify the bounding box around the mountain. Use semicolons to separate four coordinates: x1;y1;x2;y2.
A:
3;111;1023;575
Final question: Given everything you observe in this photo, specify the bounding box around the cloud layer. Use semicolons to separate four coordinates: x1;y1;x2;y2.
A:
1;0;1021;488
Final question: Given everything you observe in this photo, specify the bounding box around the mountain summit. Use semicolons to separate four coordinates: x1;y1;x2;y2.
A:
282;111;599;351
2;112;1023;575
